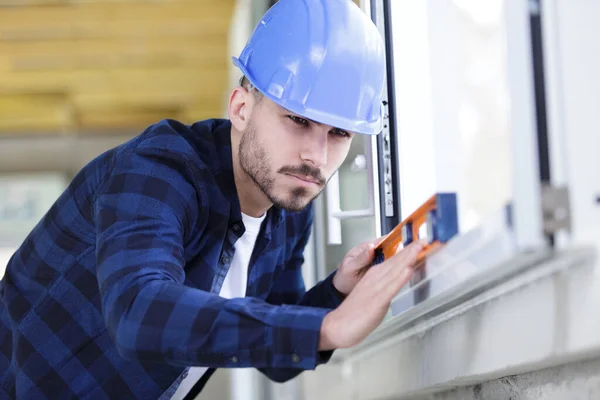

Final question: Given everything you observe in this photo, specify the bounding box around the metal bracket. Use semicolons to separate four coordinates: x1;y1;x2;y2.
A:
381;106;395;218
541;184;571;234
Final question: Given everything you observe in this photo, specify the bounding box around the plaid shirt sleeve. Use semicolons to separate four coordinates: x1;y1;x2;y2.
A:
95;143;337;372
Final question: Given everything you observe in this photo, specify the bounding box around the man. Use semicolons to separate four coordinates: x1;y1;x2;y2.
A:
0;0;423;398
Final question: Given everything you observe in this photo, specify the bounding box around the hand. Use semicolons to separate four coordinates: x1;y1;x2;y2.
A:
332;236;388;296
319;240;425;351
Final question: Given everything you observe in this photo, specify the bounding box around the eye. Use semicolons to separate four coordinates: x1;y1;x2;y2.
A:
331;128;350;138
288;115;309;127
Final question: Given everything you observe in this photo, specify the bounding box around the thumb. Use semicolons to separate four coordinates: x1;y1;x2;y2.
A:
346;237;383;265
352;242;376;266
371;234;388;247
362;242;376;260
344;242;375;268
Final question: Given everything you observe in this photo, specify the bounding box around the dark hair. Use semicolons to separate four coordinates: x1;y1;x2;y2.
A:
239;76;263;100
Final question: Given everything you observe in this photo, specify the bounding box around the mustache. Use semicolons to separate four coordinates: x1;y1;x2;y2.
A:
278;164;325;185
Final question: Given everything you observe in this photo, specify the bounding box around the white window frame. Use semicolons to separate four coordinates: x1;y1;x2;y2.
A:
370;0;564;327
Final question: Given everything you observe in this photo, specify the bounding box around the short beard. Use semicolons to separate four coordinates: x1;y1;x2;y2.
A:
238;121;324;212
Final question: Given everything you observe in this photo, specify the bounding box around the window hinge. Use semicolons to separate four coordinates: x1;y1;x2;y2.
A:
541;184;571;235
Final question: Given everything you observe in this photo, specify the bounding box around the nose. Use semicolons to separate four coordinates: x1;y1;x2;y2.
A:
299;130;328;168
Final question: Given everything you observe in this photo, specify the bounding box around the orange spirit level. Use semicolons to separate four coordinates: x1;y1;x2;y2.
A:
373;193;458;266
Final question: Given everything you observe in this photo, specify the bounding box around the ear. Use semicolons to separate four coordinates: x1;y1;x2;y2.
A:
228;86;253;132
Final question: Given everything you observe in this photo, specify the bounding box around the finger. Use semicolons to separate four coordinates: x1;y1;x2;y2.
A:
358;241;424;292
391;240;426;265
349;242;379;277
346;241;374;260
371;234;389;248
383;242;423;284
356;234;401;275
359;242;377;262
355;235;388;255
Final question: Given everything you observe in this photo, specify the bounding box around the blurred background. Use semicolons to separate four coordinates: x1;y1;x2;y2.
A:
0;0;268;265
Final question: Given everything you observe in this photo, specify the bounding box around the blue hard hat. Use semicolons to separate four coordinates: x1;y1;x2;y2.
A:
232;0;386;136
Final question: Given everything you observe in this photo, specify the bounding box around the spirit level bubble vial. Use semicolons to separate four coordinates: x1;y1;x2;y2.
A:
373;193;459;266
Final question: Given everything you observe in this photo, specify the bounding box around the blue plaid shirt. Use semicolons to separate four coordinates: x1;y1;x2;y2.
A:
0;118;343;399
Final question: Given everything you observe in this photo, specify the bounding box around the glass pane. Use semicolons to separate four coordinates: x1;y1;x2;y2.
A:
390;0;513;234
339;135;371;211
323;135;376;276
324;217;376;276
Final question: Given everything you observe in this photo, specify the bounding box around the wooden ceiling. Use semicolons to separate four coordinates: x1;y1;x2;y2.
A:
0;0;236;136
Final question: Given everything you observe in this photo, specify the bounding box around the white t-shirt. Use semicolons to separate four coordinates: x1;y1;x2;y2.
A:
170;212;266;400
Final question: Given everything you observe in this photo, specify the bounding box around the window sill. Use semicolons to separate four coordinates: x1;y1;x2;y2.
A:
302;208;599;399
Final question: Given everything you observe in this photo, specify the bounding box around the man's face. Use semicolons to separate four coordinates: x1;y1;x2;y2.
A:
239;97;356;212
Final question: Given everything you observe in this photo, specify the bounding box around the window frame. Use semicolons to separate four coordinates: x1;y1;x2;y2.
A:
372;0;556;326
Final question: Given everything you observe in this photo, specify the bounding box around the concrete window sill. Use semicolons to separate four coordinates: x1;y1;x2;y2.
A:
302;207;599;399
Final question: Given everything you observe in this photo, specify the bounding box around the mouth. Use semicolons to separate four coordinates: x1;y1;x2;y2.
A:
285;173;320;186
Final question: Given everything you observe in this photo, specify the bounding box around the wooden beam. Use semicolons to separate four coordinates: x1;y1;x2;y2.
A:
180;107;228;124
0;18;232;42
0;1;234;22
72;91;192;109
0;0;225;5
0;3;233;41
0;68;228;95
72;92;229;112
0;91;226;133
0;0;234;134
0;38;228;71
76;106;183;131
0;94;72;132
76;108;224;131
